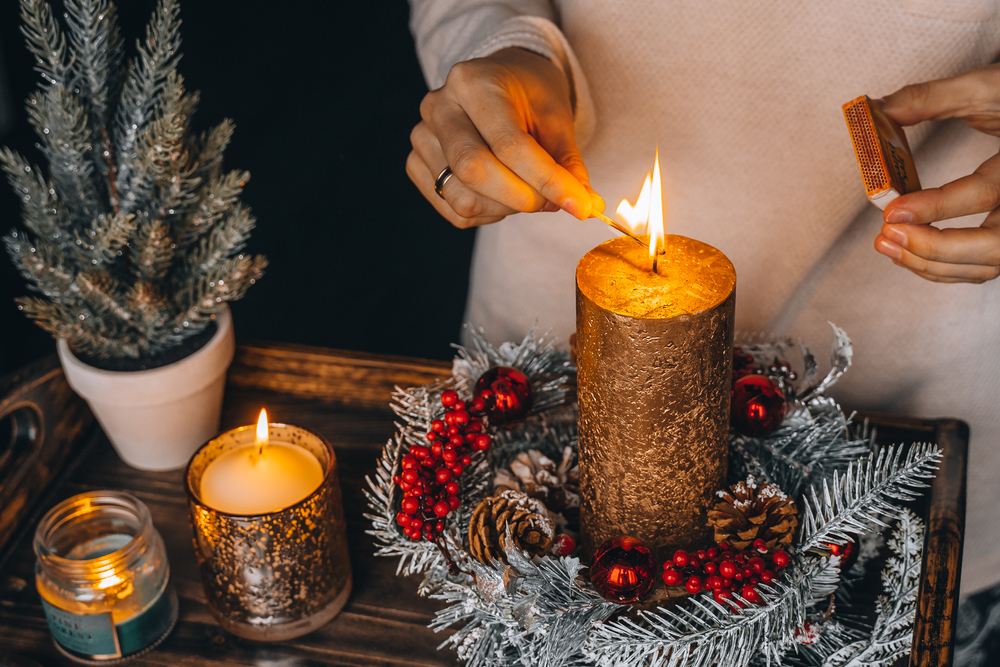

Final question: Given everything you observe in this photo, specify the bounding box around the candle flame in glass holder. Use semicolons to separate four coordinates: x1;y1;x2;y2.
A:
616;149;666;262
256;409;268;454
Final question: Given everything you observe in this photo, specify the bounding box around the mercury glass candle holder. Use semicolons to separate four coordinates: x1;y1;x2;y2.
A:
185;423;352;641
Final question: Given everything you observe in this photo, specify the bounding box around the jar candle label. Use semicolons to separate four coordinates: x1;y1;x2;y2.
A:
40;601;119;658
40;585;177;660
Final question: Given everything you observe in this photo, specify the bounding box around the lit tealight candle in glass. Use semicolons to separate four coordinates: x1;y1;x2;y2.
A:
199;409;324;515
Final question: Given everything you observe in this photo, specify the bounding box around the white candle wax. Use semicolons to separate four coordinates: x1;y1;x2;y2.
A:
200;442;324;515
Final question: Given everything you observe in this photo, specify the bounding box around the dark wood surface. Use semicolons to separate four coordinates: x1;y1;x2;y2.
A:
0;348;968;667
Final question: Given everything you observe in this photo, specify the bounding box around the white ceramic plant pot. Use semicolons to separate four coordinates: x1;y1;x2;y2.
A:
57;306;236;471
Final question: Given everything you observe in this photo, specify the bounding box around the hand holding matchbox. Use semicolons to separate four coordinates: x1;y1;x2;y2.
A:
843;95;921;209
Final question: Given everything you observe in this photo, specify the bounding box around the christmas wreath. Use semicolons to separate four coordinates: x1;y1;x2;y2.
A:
365;324;940;667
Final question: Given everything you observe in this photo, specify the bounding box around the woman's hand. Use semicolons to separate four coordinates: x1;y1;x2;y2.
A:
406;47;603;229
874;64;1000;283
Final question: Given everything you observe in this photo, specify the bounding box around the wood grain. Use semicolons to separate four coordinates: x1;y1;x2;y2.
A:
909;419;968;667
228;340;451;410
0;356;95;560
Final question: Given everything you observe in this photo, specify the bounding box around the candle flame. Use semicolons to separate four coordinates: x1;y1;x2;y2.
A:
256;409;269;452
615;149;666;257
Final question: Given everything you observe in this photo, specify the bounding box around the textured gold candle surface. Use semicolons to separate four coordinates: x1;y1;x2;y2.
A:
576;234;735;559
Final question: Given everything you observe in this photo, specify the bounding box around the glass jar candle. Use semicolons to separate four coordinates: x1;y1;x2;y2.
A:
34;491;178;663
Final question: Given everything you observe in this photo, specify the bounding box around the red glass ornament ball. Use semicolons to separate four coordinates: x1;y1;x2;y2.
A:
824;540;859;571
731;374;786;437
590;536;656;604
474;366;534;425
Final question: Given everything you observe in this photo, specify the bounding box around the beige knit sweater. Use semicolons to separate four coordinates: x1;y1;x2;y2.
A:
410;0;1000;594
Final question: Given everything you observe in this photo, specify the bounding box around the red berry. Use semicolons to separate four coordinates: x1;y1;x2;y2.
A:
442;449;458;463
444;412;455;425
411;445;429;459
436;468;452;484
431;419;446;433
685;576;703;594
453;410;470;426
703;561;717;575
697;550;707;560
749;557;766;574
475;434;490;451
663;569;682;586
552;534;576;557
426;431;438;441
688;556;701;568
734;553;746;564
707;575;725;589
421;457;435;468
772;551;790;569
396;512;411;527
663;560;675;570
461;455;472;466
467;420;482;432
445;481;460;495
734;572;744;581
441;390;458;406
753;538;768;553
401;469;418;484
673;550;690;567
450;465;464;476
719;560;737;578
448;495;461;510
435;521;445;532
410;531;422;542
400;481;412;492
410;517;423;530
742;567;754;579
713;588;733;604
740;585;758;603
719;542;731;551
402;498;419;514
402;455;418;470
431;442;443;457
707;548;719;560
433;501;450;517
449;435;464;448
760;570;775;584
472;397;487;412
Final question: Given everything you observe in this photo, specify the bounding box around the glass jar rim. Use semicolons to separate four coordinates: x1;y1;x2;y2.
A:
34;490;154;580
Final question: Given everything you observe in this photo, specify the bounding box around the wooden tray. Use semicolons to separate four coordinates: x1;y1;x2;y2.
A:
0;342;967;667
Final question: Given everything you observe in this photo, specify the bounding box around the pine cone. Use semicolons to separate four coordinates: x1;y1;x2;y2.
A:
494;447;580;518
468;490;554;564
708;476;798;551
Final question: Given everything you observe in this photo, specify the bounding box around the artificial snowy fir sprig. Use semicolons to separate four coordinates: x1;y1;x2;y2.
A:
821;510;925;667
584;556;841;667
3;0;266;359
797;443;940;553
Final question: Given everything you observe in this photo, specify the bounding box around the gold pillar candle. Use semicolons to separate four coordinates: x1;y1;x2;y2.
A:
576;234;736;559
185;422;351;641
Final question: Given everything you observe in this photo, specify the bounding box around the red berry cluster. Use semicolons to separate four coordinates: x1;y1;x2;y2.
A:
662;538;791;609
394;390;491;542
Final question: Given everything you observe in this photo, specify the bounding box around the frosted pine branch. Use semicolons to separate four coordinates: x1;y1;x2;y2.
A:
65;0;123;127
798;444;940;553
584;557;841;667
822;511;924;667
19;0;73;87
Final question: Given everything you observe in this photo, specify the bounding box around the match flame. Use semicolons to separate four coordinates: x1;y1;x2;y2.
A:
615;149;666;256
256;409;269;452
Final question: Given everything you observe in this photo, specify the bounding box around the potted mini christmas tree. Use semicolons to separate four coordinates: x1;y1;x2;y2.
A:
2;0;266;470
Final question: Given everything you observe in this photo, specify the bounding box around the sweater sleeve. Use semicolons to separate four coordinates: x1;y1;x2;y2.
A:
408;0;596;148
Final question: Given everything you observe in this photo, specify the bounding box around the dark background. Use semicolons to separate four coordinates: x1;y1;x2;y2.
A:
0;0;475;375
